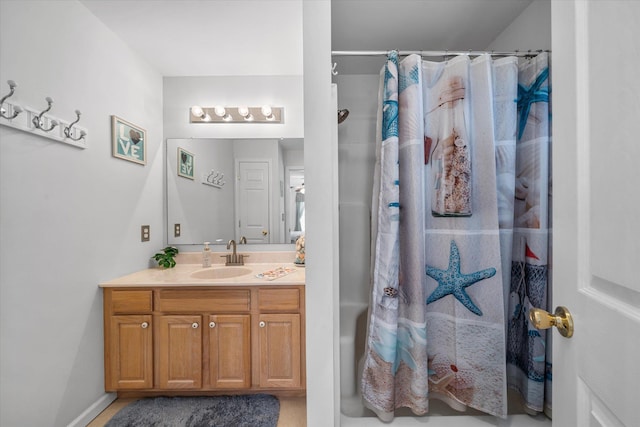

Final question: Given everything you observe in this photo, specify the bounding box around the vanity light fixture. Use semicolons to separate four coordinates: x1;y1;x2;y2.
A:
189;105;283;124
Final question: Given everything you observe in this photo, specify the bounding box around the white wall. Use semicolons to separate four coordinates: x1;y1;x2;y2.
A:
488;0;551;51
0;1;163;426
284;149;304;169
302;1;339;425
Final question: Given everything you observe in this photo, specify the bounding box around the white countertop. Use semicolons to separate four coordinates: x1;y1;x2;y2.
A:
100;252;305;287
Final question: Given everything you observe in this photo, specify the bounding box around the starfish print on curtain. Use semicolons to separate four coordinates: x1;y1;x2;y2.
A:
426;240;497;316
516;67;549;139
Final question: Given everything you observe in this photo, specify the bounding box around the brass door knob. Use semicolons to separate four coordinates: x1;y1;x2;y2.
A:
529;306;574;338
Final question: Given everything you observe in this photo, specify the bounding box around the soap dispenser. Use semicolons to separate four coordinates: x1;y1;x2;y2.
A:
202;242;211;267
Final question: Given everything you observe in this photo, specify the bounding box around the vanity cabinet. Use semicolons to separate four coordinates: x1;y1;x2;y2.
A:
107;314;153;390
157;314;202;389
258;313;301;388
256;288;303;388
104;290;153;390
103;285;304;396
206;314;251;389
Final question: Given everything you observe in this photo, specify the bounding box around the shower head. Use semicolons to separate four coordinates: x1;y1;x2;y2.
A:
338;109;349;124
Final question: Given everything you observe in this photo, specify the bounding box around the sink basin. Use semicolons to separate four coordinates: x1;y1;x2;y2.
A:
190;267;253;280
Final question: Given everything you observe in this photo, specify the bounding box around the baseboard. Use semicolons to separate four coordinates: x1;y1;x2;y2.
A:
67;393;117;427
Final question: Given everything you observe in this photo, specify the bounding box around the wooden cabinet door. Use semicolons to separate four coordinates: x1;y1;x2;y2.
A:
206;314;251;389
107;315;153;390
157;315;202;389
258;313;301;388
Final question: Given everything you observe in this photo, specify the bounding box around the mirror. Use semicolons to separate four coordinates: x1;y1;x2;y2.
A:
167;138;304;245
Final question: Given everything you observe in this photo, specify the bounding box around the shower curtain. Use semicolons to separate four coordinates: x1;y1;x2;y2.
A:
360;51;429;422
360;51;551;420
295;191;305;231
504;52;552;415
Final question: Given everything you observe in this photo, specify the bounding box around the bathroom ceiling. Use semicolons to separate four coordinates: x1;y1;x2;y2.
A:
81;0;533;77
332;0;534;74
80;0;304;77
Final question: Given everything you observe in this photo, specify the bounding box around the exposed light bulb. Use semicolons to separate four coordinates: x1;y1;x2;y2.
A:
261;105;272;118
191;106;204;118
237;106;249;117
214;106;226;117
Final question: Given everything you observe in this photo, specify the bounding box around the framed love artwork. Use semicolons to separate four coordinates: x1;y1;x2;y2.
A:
111;116;146;165
177;147;195;179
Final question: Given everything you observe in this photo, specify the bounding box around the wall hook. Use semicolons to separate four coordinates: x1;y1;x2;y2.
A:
331;62;338;76
63;109;86;141
203;169;225;187
32;96;59;132
0;80;23;120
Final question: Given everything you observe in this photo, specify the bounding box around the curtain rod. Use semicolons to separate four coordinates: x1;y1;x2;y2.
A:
331;50;549;58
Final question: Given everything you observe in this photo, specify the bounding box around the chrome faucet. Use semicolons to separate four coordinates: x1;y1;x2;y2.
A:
224;239;247;266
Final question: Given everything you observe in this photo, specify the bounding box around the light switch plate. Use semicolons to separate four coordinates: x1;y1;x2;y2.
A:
174;223;181;237
141;225;150;242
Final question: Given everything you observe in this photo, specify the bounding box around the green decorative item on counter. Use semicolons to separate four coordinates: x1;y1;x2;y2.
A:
153;246;179;268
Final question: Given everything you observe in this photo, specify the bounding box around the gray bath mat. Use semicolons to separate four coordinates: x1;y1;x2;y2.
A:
104;394;280;427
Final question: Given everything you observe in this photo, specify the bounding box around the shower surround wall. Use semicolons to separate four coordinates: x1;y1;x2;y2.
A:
336;1;551;424
337;73;378;407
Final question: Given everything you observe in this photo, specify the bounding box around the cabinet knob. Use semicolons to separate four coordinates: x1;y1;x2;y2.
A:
192;322;199;329
259;321;266;328
141;322;149;329
209;321;216;328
